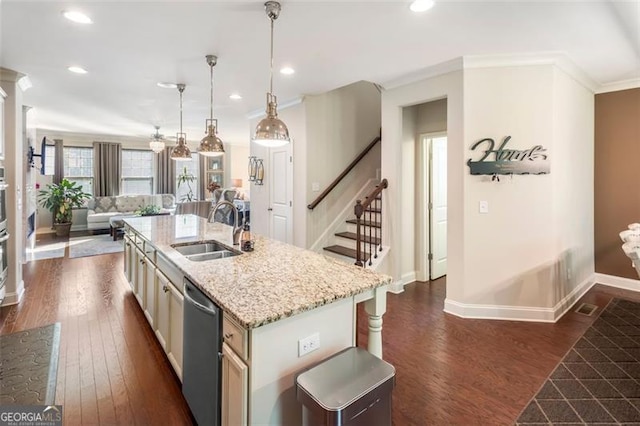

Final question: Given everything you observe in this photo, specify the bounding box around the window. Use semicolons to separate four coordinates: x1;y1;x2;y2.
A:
63;146;93;195
175;153;199;202
121;149;154;195
44;144;55;176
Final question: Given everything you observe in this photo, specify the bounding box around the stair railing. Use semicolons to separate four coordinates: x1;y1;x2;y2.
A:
354;178;388;267
307;134;381;210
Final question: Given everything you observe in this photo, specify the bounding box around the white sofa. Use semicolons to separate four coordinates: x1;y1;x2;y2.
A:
86;194;176;231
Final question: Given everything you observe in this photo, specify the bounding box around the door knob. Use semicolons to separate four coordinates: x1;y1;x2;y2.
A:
267;208;273;211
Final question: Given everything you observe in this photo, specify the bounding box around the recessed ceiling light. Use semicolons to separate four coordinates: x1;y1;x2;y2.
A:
63;11;92;24
280;67;295;75
229;93;242;100
157;82;178;89
410;0;435;12
68;66;88;74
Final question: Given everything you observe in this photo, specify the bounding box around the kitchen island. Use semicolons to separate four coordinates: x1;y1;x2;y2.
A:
122;214;391;426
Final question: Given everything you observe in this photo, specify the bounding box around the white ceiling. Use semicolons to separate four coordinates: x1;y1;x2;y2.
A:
1;0;639;146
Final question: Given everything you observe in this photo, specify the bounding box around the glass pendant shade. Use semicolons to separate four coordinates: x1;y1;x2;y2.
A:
199;55;225;157
253;1;291;148
149;126;166;153
171;84;192;161
150;140;165;153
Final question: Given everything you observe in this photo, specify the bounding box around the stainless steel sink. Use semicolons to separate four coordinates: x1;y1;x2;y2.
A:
171;241;242;262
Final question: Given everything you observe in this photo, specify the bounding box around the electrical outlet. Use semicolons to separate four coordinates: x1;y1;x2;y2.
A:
312;182;320;192
298;333;320;357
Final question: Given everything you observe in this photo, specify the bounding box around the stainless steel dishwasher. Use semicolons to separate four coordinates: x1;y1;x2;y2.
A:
183;278;222;426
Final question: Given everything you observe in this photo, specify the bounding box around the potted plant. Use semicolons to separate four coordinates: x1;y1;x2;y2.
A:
177;166;196;202
38;178;91;237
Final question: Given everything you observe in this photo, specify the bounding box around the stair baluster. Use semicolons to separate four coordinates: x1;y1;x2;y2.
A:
367;198;372;266
355;200;364;267
374;195;379;259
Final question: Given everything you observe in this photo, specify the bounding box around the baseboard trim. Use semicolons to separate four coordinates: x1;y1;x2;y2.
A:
444;275;595;323
1;280;25;306
594;273;640;291
389;271;417;294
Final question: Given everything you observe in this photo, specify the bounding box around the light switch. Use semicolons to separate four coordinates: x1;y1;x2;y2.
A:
312;182;320;192
479;200;489;214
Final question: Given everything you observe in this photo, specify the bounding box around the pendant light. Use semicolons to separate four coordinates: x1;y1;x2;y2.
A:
171;84;192;161
198;55;225;157
149;126;166;153
252;1;290;148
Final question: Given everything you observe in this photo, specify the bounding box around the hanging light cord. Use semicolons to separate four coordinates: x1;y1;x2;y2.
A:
210;62;214;121
179;87;184;134
269;16;274;96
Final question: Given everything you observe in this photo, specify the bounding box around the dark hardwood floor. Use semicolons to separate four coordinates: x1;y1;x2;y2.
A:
3;233;639;425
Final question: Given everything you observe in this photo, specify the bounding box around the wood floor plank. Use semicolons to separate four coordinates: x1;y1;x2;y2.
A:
5;232;640;425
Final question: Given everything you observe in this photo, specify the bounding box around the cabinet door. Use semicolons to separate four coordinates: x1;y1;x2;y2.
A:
124;236;133;285
134;248;146;307
168;282;184;381
155;269;171;352
144;261;156;327
222;343;248;426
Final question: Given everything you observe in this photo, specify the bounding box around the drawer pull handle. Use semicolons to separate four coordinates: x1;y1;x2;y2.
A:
162;285;169;293
223;333;234;341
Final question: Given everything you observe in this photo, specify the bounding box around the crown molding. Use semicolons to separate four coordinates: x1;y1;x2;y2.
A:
0;67;26;83
463;52;599;92
596;78;640;94
381;57;464;90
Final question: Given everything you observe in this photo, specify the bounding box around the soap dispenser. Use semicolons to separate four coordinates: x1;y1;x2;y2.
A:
240;222;254;252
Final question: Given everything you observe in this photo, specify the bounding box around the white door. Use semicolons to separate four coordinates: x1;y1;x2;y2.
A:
430;136;447;279
269;145;293;244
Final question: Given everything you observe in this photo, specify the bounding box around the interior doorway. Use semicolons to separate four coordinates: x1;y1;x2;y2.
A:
417;132;448;281
268;144;293;244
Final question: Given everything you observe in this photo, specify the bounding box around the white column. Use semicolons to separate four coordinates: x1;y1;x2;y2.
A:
364;286;388;359
1;68;26;306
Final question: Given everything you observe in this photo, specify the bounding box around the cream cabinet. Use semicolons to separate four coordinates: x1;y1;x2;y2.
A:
143;260;156;326
222;342;248;426
124;236;134;286
222;314;249;426
168;281;184;381
134;248;146;307
155;269;171;352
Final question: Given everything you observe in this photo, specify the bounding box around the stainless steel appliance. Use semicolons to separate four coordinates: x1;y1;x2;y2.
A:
183;278;222;426
0;167;8;304
0;167;7;233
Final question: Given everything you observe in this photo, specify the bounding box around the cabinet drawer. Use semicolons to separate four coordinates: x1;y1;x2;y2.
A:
143;245;156;265
223;314;248;361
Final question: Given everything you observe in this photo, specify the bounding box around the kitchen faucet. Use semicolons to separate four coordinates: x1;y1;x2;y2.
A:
209;200;242;245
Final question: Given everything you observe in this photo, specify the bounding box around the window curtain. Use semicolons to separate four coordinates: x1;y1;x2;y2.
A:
199;154;207;200
156;146;176;195
53;139;64;185
93;141;122;196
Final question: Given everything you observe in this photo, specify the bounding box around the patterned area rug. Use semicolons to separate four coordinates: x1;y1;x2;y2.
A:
0;323;61;405
517;298;640;425
68;234;123;258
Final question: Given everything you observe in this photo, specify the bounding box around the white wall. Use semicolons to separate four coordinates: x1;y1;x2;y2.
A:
382;55;595;318
250;81;380;249
249;102;306;242
1;70;25;306
304;81;381;249
462;65;557;306
381;66;465;296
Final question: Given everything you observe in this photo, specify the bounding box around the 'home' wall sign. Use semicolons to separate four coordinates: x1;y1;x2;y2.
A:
467;136;549;175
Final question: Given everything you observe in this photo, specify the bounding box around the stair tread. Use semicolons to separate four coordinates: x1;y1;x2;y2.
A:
346;219;382;228
323;245;370;262
364;207;381;213
335;232;381;245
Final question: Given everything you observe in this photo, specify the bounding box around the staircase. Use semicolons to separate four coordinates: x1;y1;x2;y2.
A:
323;181;387;267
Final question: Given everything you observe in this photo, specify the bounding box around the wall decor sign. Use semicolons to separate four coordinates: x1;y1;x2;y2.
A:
467;136;549;175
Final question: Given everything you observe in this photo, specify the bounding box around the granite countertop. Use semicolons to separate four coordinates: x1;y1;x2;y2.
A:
123;215;392;329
